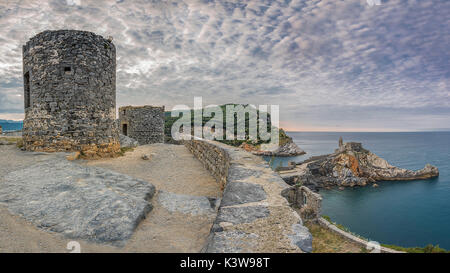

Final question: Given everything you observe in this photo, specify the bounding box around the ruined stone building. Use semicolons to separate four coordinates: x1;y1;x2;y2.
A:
335;137;365;153
119;106;165;144
22;30;119;157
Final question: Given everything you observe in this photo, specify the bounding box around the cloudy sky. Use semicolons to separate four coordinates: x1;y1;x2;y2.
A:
0;0;448;131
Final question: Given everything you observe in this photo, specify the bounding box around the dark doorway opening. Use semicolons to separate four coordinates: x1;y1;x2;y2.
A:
24;72;30;108
122;124;128;136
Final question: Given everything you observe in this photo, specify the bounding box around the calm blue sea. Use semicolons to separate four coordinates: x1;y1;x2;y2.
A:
0;121;23;132
265;132;450;249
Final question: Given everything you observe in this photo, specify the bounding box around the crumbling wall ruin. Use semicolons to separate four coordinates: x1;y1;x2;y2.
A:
282;186;322;222
119;106;165;145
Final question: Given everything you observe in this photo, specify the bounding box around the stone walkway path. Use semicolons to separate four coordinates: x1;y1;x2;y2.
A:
0;144;220;252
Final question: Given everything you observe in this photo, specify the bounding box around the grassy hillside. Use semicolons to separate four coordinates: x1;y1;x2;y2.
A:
165;104;292;147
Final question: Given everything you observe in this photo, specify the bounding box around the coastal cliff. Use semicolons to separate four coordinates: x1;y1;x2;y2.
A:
279;138;439;189
164;105;306;157
240;130;306;157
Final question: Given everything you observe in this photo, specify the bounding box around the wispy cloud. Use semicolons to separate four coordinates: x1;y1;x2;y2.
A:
0;0;448;130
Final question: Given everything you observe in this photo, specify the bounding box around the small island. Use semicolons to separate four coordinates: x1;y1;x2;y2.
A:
279;137;439;190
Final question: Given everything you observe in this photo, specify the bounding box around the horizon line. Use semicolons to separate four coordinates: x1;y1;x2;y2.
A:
1;119;449;133
285;130;450;133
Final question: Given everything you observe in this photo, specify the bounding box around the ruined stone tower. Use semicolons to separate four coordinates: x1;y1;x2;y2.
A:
119;106;165;145
22;30;120;157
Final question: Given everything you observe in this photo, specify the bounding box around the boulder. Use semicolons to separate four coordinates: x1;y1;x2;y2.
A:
119;134;139;148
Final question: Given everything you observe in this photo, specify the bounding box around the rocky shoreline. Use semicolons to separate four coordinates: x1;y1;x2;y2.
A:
240;138;306;157
279;138;439;190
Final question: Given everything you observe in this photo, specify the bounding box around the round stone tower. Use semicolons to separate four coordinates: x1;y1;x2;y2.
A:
22;30;119;157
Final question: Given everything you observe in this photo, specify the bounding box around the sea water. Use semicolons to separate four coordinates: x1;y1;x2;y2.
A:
0;121;23;132
264;132;450;249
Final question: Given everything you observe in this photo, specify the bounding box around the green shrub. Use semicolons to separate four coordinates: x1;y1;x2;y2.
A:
16;138;23;148
117;147;134;156
0;137;23;148
322;215;332;223
381;243;449;253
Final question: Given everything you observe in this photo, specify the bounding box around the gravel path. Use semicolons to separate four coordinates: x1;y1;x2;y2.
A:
84;144;222;197
0;144;220;252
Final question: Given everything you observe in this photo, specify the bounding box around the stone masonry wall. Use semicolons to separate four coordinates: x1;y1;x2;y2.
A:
119;106;165;145
22;30;119;157
184;138;313;253
282;185;322;222
184;139;230;190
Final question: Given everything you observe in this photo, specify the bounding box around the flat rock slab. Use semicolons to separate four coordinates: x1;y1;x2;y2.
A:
204;230;259;253
216;206;270;225
0;158;155;245
157;190;217;216
228;165;262;181
221;182;266;206
288;223;313;253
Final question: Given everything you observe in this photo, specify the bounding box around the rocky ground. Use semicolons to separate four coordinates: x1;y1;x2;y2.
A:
0;144;220;252
240;138;306;157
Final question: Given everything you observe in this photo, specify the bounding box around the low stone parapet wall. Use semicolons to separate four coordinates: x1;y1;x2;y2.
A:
1;130;22;137
184;139;230;190
184;138;313;253
318;218;405;253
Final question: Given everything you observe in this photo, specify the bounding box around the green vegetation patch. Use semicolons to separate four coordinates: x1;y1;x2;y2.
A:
322;215;450;253
381;244;449;253
305;222;365;253
117;147;134;157
0;137;23;148
164;104;292;148
0;137;22;143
